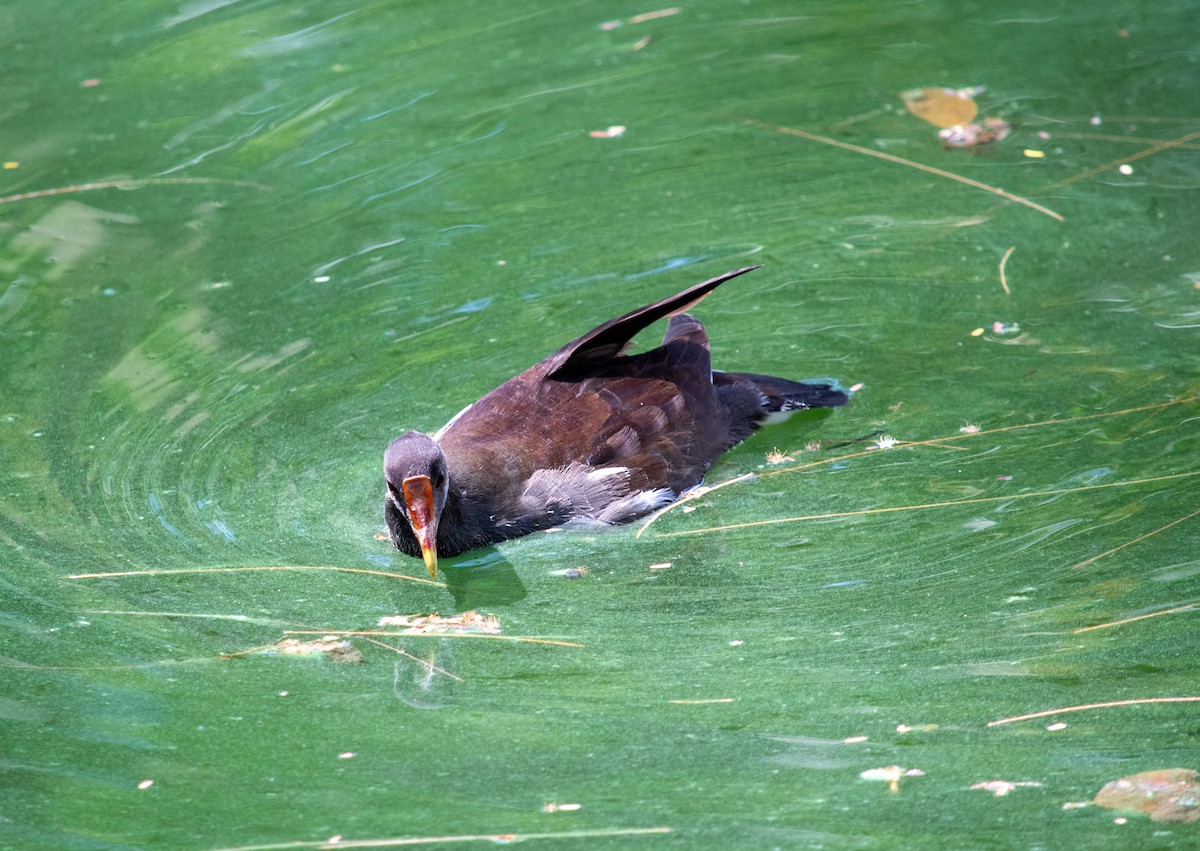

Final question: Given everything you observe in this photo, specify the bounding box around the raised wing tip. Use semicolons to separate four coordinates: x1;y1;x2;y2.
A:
666;265;762;316
547;264;766;377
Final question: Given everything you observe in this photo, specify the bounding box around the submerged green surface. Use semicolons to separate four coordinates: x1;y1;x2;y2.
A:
2;1;1198;848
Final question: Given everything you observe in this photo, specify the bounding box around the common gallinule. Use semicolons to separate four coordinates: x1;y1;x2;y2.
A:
384;266;848;577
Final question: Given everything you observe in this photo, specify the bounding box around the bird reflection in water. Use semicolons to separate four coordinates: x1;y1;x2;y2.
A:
392;639;460;710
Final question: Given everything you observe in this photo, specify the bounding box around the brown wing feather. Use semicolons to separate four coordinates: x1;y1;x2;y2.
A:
441;342;718;495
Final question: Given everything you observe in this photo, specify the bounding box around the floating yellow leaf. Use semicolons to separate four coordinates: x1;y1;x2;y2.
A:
900;86;982;128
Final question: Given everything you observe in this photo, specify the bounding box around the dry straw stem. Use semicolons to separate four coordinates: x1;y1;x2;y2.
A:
1048;130;1200;152
359;636;464;681
763;397;1200;471
83;609;288;625
1069;505;1200;570
669;698;735;704
643;397;1198;538
998;246;1015;295
747;119;1064;221
1073;602;1199;634
988;696;1200;727
208;825;672;851
1060;115;1200;124
390;315;469;344
634;472;753;538
0;655;231;672
285;629;585;649
658;471;1200;538
1046;126;1200;189
0;176;269;205
65;564;444;587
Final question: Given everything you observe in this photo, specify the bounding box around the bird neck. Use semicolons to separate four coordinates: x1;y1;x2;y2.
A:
434;477;497;557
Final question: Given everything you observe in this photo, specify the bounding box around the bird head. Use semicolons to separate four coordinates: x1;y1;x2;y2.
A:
384;431;449;578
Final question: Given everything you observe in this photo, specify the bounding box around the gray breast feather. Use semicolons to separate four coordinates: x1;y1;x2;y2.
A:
520;463;675;525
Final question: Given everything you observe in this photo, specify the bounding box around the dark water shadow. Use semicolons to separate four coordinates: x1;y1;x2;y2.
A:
440;548;527;610
725;405;842;458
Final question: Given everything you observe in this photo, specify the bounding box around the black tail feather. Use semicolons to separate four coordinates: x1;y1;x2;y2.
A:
715;371;850;414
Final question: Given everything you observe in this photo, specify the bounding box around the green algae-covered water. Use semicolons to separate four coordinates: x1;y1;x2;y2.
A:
2;2;1198;848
